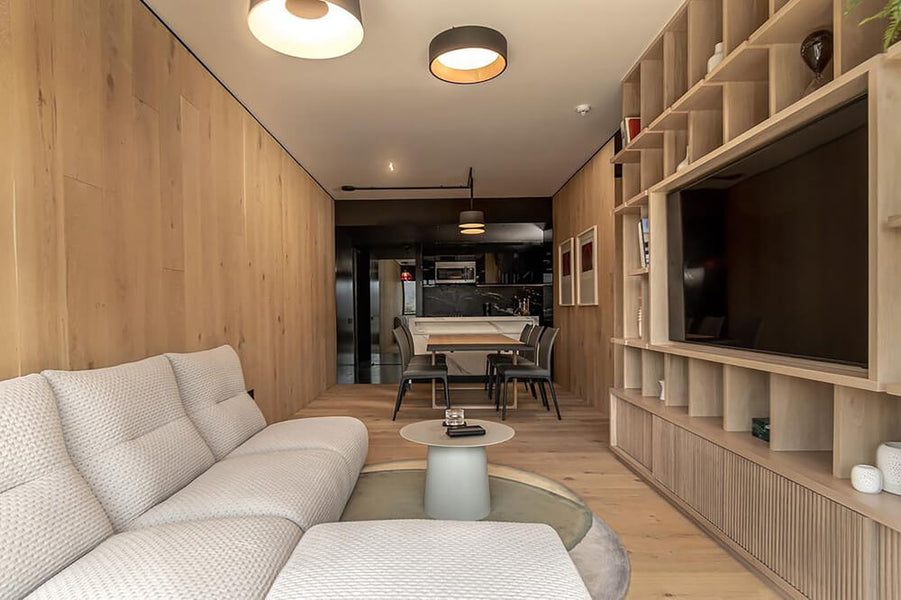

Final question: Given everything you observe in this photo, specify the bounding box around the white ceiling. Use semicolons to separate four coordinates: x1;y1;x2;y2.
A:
144;0;681;200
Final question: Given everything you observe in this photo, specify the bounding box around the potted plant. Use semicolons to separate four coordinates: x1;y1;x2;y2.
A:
846;0;901;51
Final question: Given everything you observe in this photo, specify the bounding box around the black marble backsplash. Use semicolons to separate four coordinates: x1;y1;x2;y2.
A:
422;285;552;325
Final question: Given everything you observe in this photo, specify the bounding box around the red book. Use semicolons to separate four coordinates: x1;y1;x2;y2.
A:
624;117;641;144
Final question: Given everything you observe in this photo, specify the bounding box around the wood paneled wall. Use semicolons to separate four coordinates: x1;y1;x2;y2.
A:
0;0;336;422
552;140;617;411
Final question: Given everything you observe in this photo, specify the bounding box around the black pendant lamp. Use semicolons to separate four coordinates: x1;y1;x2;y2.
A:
430;26;508;84
459;168;485;235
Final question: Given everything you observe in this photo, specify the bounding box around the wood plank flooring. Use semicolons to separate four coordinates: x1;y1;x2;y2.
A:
296;384;783;599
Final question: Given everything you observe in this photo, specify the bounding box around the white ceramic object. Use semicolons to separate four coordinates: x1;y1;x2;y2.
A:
676;154;690;171
658;380;665;401
876;442;901;495
850;464;883;494
707;42;725;74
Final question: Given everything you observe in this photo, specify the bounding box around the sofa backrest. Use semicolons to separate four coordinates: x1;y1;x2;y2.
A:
0;374;114;599
43;355;215;530
165;345;266;460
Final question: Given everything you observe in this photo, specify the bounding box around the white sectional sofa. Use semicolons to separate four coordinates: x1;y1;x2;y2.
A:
1;345;590;599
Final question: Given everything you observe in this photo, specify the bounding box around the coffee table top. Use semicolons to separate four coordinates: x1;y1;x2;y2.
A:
400;419;515;449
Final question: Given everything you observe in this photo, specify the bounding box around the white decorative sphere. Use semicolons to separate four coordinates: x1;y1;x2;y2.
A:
850;464;883;494
876;442;901;495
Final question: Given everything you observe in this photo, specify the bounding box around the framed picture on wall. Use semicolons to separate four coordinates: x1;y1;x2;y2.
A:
558;237;574;306
576;226;598;306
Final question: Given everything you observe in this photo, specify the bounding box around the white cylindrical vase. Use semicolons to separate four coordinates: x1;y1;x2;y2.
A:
850;464;883;494
876;442;901;495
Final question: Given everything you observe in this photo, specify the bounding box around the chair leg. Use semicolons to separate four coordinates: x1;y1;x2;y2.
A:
442;376;451;409
392;379;407;420
502;377;509;420
538;380;549;409
484;358;491;390
494;369;502;410
547;379;561;420
529;381;538;399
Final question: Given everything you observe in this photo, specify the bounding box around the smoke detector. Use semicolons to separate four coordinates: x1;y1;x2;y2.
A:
575;104;591;116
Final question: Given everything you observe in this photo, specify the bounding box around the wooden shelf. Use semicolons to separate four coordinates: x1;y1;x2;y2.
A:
651;57;873;195
707;42;768;83
886;382;901;396
628;128;664;149
628;267;649;276
750;0;833;46
888;39;901;62
671;79;723;112
887;215;901;229
610;147;641;164
611;388;901;532
611;339;877;391
649;108;688;132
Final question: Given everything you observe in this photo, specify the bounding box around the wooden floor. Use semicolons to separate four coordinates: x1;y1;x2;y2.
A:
297;384;783;599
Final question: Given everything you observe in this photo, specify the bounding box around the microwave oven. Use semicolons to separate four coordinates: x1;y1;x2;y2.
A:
435;261;477;284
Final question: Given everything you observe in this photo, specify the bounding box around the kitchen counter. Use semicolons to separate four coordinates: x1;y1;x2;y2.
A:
407;316;538;376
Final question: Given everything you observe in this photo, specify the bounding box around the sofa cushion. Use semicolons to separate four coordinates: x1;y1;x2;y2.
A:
129;449;353;532
29;516;301;600
43;356;215;530
265;520;592;600
229;416;368;481
0;374;113;600
165;345;266;460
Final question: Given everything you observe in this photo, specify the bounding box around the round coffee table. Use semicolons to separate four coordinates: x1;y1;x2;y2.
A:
400;419;515;520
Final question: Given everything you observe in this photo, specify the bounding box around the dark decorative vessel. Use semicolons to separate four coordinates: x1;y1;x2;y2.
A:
800;30;834;96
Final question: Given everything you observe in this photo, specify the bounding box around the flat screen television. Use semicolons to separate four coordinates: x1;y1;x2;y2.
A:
667;96;869;367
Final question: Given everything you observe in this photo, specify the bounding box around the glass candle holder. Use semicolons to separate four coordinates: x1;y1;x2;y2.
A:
445;408;465;427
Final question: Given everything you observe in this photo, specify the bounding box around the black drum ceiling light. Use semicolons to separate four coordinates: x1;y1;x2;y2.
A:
248;0;364;59
429;26;508;84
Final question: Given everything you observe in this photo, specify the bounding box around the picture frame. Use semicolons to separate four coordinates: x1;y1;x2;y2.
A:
558;237;574;306
576;226;598;306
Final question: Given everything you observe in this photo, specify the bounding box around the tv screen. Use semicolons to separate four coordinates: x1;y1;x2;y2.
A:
667;96;868;367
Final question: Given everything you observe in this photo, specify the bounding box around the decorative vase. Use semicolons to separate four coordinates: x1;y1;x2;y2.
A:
676;153;690;171
658;380;665;401
850;464;883;494
707;42;725;74
876;442;901;495
800;30;833;96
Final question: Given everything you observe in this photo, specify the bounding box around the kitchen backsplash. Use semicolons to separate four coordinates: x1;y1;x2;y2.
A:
422;284;552;324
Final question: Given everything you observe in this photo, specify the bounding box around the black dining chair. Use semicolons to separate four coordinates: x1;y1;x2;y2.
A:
392;326;450;420
487;324;541;399
393;317;446;367
495;327;561;421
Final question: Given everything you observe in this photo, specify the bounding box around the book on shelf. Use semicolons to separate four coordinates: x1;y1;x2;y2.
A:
621;116;641;145
636;217;650;268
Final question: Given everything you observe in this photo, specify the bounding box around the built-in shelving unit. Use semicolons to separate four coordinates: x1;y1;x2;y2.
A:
610;1;901;598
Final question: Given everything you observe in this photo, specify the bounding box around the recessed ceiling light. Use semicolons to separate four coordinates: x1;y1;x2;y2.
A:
388;161;396;172
248;0;364;59
429;26;507;85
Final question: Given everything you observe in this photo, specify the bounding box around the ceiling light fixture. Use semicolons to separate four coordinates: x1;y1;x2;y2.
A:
429;26;507;84
248;0;364;59
458;168;485;235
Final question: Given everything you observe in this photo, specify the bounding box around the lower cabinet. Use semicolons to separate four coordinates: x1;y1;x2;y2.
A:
611;396;899;600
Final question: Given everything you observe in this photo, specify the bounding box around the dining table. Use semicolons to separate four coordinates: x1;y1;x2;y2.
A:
425;333;529;410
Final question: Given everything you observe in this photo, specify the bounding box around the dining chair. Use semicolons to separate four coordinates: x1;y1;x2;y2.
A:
488;325;542;400
392;326;450;420
484;324;534;393
495;327;561;421
394;317;446;367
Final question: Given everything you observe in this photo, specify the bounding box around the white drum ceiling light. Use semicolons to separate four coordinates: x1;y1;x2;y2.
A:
248;0;364;59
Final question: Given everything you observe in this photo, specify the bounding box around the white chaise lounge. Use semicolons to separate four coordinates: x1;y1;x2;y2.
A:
1;345;590;599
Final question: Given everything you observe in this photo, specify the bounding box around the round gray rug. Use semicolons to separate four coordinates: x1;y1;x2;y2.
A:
341;461;630;600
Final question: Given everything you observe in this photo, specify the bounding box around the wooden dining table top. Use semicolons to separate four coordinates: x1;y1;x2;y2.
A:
426;334;528;352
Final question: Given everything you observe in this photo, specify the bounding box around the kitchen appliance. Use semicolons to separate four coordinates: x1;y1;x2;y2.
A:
435;261;477;284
